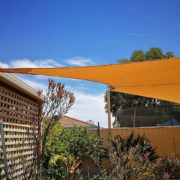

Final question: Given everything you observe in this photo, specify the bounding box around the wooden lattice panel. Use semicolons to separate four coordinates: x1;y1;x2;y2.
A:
0;83;41;179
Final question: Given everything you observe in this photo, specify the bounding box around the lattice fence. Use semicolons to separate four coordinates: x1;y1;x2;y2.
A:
0;82;41;179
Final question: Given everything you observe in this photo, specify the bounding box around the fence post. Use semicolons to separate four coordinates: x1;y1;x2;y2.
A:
97;122;100;137
133;107;136;127
0;118;8;179
173;137;176;158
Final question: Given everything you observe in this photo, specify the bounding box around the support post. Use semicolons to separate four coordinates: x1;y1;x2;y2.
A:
133;107;136;128
107;90;111;136
97;122;100;137
0;118;8;179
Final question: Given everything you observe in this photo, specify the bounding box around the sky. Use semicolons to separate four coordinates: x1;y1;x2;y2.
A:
0;0;180;127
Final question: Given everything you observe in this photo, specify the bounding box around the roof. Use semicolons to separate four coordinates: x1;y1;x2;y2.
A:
0;73;43;101
158;119;180;126
0;57;179;103
59;115;97;128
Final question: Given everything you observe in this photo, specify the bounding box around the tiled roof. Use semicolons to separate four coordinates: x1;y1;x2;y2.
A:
59;116;97;128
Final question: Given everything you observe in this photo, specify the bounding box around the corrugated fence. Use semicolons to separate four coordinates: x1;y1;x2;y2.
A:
91;126;180;159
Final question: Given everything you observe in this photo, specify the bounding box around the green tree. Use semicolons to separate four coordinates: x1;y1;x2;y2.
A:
118;59;129;64
145;47;164;60
105;47;177;127
164;51;174;58
28;79;75;179
130;50;145;61
40;79;75;158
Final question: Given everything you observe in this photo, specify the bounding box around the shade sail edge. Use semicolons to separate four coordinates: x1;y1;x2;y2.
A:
0;57;180;103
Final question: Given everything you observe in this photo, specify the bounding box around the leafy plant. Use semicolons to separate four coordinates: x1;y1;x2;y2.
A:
40;79;75;159
91;133;180;180
154;156;180;179
109;133;158;161
43;125;107;179
92;147;180;180
109;146;156;179
45;153;81;180
20;79;75;179
90;146;155;180
64;126;108;166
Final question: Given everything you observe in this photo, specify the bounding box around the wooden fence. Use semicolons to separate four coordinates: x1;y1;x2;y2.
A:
91;126;180;159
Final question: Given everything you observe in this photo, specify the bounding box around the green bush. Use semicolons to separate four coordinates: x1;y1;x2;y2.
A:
154;156;180;179
97;150;180;180
43;128;180;180
93;134;180;180
109;133;158;161
94;146;156;180
43;125;107;179
64;126;107;166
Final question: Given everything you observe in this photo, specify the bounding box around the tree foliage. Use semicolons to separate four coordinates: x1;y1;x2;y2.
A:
26;79;76;179
38;79;75;160
40;79;75;118
105;47;177;127
164;51;174;58
145;47;164;60
130;50;145;61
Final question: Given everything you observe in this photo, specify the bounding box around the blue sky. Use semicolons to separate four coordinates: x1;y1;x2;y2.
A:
0;0;180;127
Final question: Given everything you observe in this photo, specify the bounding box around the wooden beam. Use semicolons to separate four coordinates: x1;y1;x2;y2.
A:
133;107;136;127
0;119;8;179
107;90;111;136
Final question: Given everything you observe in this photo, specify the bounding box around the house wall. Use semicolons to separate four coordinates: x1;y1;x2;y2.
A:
0;81;41;179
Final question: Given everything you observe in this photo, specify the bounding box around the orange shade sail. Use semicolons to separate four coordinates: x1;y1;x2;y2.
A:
0;58;180;103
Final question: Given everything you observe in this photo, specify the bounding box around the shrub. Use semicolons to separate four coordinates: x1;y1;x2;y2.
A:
92;134;180;180
154;156;180;179
109;133;158;161
63;126;107;166
93;147;180;180
43;125;107;179
107;145;156;179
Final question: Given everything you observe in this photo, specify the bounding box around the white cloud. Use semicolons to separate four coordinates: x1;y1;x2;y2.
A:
19;76;47;90
18;76;110;127
67;91;114;128
0;56;96;69
0;57;112;127
32;75;80;82
65;57;96;66
0;61;9;68
9;59;63;68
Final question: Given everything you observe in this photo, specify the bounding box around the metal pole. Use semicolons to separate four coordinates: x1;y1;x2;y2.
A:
107;90;111;136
